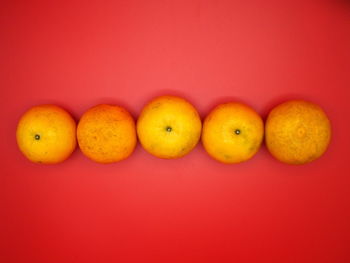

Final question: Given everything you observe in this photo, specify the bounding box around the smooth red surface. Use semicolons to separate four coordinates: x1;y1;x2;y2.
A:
1;1;350;262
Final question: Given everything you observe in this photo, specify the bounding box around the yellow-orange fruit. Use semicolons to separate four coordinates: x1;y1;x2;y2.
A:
16;105;77;164
137;95;202;159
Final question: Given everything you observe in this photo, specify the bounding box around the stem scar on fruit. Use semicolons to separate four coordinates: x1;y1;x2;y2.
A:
166;126;172;132
234;129;241;135
34;134;40;140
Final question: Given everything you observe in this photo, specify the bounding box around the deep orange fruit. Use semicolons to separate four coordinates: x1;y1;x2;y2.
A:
265;100;331;165
77;104;137;163
202;102;264;164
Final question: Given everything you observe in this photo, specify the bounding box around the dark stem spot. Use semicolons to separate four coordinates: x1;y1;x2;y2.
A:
34;134;40;140
165;126;172;132
234;129;241;135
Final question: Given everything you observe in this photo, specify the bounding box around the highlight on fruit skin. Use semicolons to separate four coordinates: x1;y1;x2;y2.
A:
202;102;264;164
77;104;137;164
16;104;77;164
137;95;202;159
265;100;331;165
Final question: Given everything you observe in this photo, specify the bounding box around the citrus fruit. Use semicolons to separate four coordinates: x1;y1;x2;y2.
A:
202;102;264;164
265;100;331;165
137;95;202;159
77;104;137;163
16;104;77;164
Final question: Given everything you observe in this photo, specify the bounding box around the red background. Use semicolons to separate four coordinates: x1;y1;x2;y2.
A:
1;0;350;262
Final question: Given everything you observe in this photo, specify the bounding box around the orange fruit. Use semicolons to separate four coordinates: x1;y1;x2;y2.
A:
265;100;331;165
77;104;137;163
16;105;77;164
202;102;264;164
137;95;202;159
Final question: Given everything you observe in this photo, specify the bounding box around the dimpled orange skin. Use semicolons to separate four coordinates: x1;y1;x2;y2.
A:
137;95;202;159
265;100;331;165
202;102;264;164
16;105;77;164
77;104;137;164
